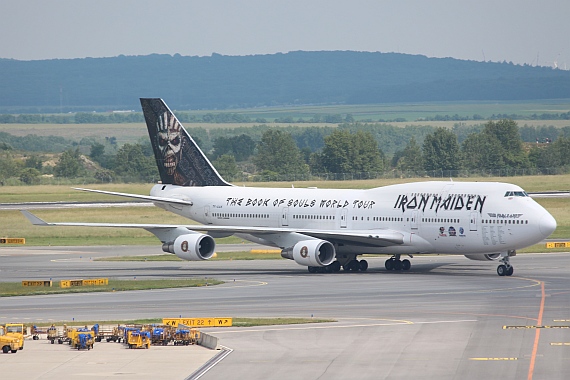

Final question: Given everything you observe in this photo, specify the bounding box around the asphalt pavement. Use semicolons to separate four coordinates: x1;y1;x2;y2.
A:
1;246;570;379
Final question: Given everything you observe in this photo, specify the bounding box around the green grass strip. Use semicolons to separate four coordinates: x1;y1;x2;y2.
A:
29;317;336;328
0;278;222;297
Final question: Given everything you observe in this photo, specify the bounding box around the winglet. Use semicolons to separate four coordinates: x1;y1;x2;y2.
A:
20;210;49;226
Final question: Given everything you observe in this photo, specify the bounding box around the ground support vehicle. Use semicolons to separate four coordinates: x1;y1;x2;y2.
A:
91;324;121;343
46;325;61;344
109;325;126;343
60;326;76;345
72;332;94;350
126;330;151;349
0;326;23;354
172;328;199;346
31;325;51;340
3;323;25;350
149;327;170;345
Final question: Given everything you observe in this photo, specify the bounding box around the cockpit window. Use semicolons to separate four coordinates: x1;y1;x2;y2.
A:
504;191;528;197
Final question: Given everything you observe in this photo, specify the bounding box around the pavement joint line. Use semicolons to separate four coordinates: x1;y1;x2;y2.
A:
208;319;478;334
186;345;233;380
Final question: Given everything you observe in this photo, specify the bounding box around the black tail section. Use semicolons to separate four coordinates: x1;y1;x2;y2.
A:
140;98;231;187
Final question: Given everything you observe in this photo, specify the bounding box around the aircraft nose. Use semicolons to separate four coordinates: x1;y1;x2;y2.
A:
539;212;557;238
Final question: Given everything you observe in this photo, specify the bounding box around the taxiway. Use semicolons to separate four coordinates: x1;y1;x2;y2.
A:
1;246;570;379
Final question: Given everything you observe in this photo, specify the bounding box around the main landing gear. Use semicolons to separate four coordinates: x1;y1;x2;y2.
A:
384;255;411;271
497;253;514;276
307;259;368;274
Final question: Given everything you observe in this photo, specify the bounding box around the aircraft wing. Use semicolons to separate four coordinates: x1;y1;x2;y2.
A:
73;187;193;205
20;211;404;248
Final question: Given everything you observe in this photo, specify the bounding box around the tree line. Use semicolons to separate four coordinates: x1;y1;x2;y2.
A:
2;119;570;185
2;52;570;111
2;110;569;124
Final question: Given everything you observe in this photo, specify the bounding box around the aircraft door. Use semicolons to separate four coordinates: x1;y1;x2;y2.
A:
340;209;348;228
281;208;289;226
411;210;419;230
470;212;478;231
204;206;211;224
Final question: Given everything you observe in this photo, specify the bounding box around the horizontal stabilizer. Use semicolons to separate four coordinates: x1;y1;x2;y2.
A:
20;210;49;226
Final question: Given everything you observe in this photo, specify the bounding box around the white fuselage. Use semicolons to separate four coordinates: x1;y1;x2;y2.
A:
150;181;556;256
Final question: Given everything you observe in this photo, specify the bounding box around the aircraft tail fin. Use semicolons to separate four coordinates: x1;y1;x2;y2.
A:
140;98;231;187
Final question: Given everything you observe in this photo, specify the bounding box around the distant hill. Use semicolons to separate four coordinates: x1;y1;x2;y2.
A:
1;51;569;112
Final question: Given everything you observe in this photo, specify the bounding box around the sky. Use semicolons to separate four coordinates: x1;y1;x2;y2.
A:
1;0;569;68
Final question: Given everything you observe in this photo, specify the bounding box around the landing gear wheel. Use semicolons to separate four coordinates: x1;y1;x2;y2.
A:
394;260;403;271
506;266;514;276
359;260;368;272
349;260;360;271
331;261;341;272
308;266;318;273
385;258;394;271
497;265;507;276
402;259;411;271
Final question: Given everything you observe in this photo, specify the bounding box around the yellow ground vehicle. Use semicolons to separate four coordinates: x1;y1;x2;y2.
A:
3;324;25;351
71;330;94;350
126;330;151;349
47;325;61;344
0;326;23;354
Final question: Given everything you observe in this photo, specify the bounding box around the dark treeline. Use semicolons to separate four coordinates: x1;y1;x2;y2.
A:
1;110;570;124
1;51;570;112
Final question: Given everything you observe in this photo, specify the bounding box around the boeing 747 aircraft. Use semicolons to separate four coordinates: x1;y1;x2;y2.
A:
22;98;557;276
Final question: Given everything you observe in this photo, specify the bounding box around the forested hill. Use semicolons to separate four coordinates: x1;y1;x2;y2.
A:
1;51;569;111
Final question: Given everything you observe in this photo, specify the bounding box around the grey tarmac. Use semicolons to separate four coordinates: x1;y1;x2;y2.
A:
1;246;570;380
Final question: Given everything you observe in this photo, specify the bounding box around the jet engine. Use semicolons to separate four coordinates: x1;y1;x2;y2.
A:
162;233;216;261
281;240;335;267
464;253;501;261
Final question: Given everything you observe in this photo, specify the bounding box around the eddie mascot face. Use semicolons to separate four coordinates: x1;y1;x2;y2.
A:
156;111;182;175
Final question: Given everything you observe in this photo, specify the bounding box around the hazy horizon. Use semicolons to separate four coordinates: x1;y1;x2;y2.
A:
1;0;568;68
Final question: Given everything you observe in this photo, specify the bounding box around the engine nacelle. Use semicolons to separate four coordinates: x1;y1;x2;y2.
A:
281;240;335;267
464;253;501;261
162;233;216;261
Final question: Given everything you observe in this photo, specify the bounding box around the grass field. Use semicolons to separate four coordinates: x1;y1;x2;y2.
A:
219;100;570;121
29;317;335;328
1;174;569;246
1;101;569;145
0;278;222;297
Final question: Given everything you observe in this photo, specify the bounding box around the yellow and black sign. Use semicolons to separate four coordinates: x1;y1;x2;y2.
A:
22;280;52;287
82;278;109;286
60;278;108;288
162;318;233;327
546;241;570;248
1;238;25;244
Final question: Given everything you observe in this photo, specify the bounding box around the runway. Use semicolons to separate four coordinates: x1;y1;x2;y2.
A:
1;246;570;379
